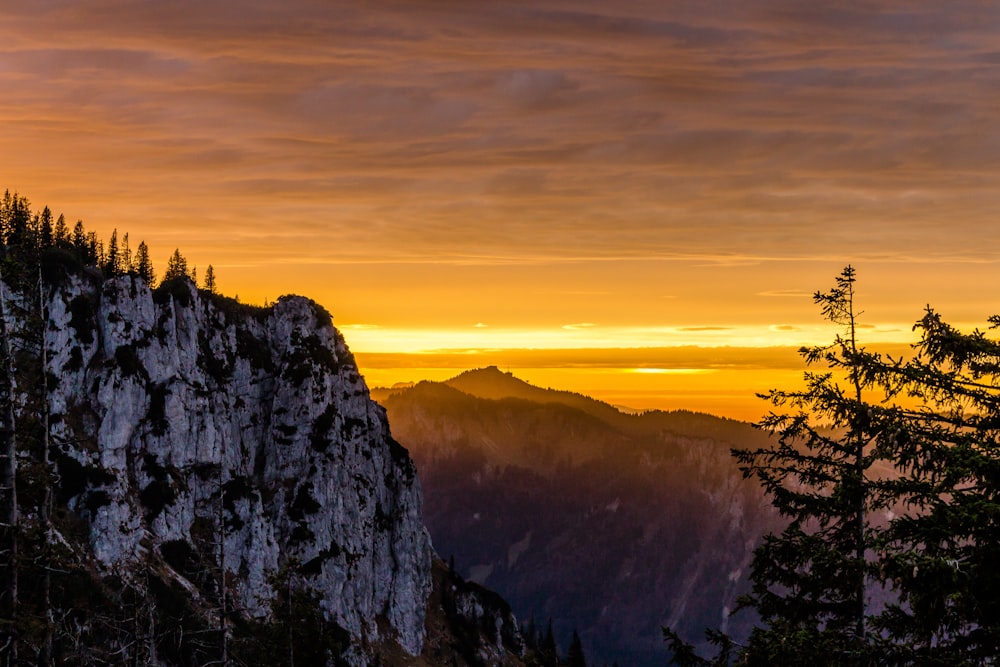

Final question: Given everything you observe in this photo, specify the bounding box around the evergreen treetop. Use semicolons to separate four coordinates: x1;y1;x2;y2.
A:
667;266;1000;666
162;248;190;283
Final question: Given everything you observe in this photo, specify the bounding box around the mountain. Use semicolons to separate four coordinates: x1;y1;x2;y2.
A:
375;366;786;666
2;255;525;666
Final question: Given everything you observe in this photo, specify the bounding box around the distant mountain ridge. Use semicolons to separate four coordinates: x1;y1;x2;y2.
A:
376;365;768;445
375;367;785;666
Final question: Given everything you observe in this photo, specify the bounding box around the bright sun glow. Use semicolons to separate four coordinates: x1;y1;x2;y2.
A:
340;322;921;354
626;368;715;375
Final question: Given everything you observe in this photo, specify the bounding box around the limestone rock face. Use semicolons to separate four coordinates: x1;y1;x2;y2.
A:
42;274;432;657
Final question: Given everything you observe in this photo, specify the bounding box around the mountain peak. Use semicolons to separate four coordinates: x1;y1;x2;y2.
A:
444;366;636;420
444;365;539;400
452;365;512;380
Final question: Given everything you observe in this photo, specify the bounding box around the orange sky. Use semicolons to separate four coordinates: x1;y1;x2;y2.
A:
3;1;1000;421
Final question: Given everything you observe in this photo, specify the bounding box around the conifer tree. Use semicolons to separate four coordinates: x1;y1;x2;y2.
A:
35;264;54;667
524;613;538;652
162;248;189;282
0;190;12;241
204;265;217;294
105;229;120;276
5;192;34;264
134;241;155;284
52;215;68;247
567;629;587;667
71;221;87;256
665;267;903;665
733;265;888;665
85;231;102;267
866;309;1000;662
667;266;1000;666
540;619;559;667
121;232;131;274
0;262;19;665
39;207;53;249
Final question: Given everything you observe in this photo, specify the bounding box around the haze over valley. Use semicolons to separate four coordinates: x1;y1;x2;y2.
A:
373;367;786;665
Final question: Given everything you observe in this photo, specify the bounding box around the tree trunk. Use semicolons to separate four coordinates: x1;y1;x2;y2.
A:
218;460;228;667
38;267;53;667
0;268;18;666
846;278;867;649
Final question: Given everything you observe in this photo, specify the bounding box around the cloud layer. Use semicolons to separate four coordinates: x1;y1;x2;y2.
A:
1;1;998;343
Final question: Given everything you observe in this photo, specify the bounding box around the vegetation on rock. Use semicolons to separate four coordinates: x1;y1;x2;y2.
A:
0;191;521;666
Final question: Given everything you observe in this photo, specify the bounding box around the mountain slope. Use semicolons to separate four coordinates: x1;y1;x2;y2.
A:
377;367;784;666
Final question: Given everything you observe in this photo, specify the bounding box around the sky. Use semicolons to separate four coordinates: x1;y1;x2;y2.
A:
2;1;1000;420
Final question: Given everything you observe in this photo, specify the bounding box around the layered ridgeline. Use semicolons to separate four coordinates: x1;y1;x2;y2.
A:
0;246;525;664
373;368;787;667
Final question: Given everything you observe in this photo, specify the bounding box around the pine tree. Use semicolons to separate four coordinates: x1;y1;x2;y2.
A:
0;225;62;665
120;232;131;274
5;192;34;264
0;262;19;665
162;248;189;282
733;266;895;665
105;229;120;276
204;265;217;294
71;221;87;257
214;435;230;665
35;264;54;667
524;613;538;652
665;267;907;665
865;308;1000;662
567;629;587;667
0;190;12;241
540;619;559;667
38;207;53;249
134;242;155;284
665;266;1000;665
52;215;68;247
85;231;102;267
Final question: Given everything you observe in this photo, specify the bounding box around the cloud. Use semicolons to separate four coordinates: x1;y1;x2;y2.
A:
1;0;999;326
495;69;581;110
677;326;733;332
353;342;919;372
758;290;813;298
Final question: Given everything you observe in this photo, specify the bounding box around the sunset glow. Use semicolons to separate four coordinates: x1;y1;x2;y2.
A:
3;1;1000;420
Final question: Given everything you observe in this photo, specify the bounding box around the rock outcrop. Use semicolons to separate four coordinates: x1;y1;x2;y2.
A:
36;270;433;660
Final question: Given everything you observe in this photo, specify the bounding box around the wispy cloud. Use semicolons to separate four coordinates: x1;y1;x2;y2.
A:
758;290;813;298
2;0;999;266
353;342;919;372
0;0;998;349
677;326;734;332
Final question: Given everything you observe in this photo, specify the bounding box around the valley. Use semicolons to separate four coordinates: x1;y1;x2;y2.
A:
374;367;786;665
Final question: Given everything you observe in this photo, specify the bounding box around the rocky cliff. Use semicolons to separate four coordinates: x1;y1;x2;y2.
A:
4;260;522;665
